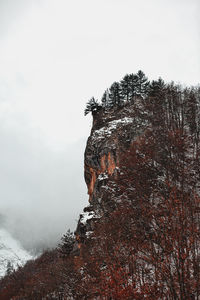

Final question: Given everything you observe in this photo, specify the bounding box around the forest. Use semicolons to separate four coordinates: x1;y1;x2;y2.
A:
0;72;200;299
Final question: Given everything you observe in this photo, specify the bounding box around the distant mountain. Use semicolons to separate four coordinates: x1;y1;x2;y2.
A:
0;228;32;278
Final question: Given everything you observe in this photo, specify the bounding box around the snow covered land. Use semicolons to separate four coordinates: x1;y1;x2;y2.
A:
0;228;32;278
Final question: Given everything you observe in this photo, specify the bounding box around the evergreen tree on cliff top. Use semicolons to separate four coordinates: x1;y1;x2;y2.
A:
84;97;101;115
120;74;131;102
84;70;150;114
136;70;149;97
108;81;123;107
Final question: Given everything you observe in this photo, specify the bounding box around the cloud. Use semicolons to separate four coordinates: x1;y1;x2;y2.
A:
0;115;88;252
0;0;31;37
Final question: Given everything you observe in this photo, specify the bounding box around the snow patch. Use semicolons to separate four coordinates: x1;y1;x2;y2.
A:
80;210;101;225
80;211;95;225
98;173;109;181
92;117;133;141
85;231;93;238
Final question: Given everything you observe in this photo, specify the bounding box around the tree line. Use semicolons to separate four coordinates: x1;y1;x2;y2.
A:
84;70;170;115
84;70;150;115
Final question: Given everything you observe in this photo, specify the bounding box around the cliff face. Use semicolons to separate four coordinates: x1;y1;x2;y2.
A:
76;101;146;243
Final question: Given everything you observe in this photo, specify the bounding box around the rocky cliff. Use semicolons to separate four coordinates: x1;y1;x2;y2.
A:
76;100;147;244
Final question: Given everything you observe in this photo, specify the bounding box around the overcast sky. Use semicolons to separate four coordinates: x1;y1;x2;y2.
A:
0;0;199;252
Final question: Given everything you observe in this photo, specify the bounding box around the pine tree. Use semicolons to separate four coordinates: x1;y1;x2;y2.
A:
129;73;139;102
136;70;149;98
6;261;14;276
58;229;75;256
101;89;110;108
84;97;101;115
148;77;165;98
109;82;123;107
120;74;131;102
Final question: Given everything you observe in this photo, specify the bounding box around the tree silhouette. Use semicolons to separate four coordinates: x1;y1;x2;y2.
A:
84;97;102;115
109;82;123;107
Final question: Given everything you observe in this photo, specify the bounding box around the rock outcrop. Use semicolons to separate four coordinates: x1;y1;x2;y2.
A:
76;101;146;244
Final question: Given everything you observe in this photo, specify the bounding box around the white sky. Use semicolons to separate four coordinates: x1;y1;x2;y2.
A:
0;0;199;251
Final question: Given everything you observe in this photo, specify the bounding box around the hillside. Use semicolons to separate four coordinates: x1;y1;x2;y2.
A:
0;74;200;299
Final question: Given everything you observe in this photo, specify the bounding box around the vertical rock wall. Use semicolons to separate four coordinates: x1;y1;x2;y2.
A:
75;104;142;244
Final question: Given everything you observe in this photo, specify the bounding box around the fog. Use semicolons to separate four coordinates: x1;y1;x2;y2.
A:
0;118;89;252
0;0;199;253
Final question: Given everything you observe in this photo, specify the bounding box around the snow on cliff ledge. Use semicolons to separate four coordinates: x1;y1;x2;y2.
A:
92;117;133;141
0;228;32;278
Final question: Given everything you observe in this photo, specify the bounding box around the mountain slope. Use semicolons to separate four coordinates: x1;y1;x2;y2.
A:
0;228;32;278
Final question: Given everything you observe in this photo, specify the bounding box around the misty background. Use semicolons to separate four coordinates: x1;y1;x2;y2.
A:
0;0;199;253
